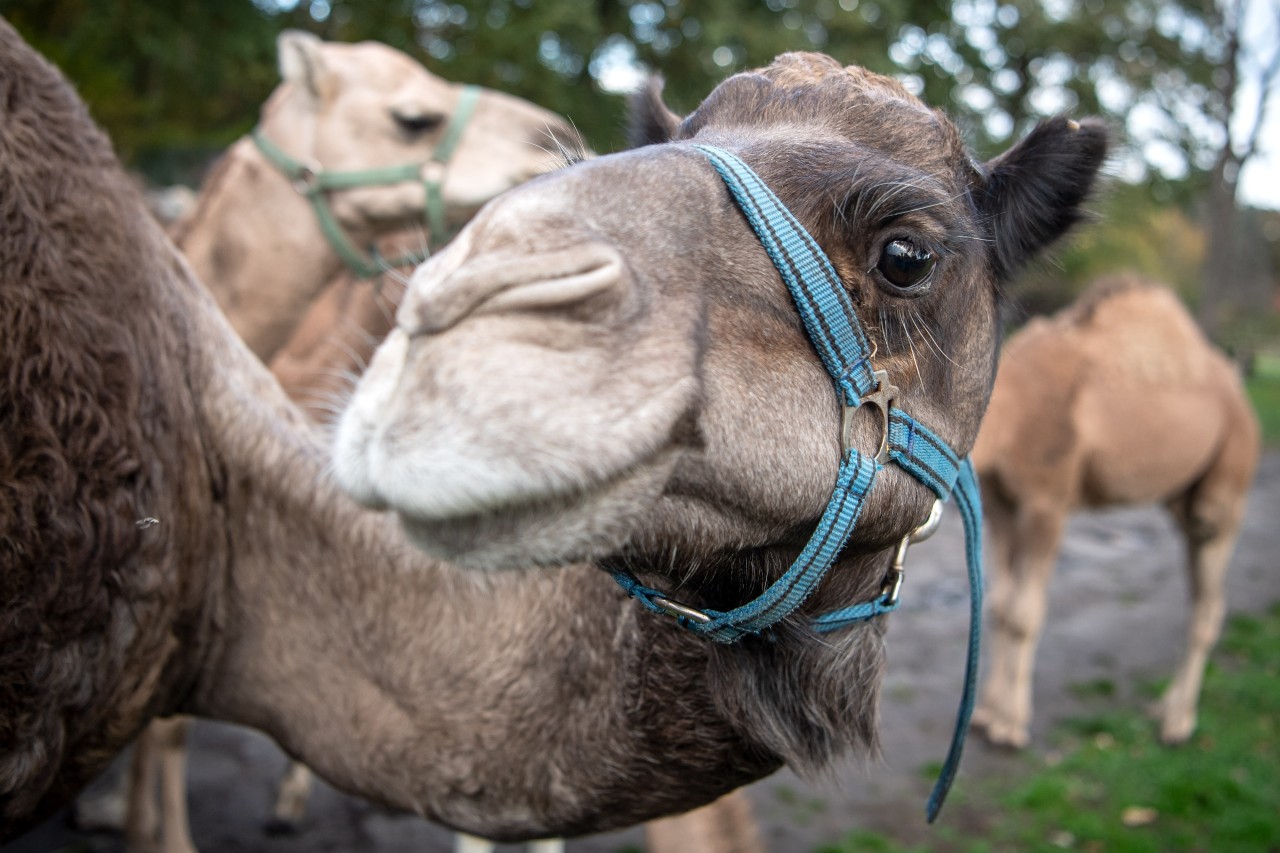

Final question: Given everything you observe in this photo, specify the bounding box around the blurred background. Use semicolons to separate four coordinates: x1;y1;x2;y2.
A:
3;2;1278;851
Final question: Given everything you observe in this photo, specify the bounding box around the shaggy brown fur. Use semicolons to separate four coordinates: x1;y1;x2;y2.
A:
0;20;224;831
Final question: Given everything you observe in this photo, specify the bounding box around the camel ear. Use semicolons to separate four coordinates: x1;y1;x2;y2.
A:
278;30;334;102
977;116;1109;280
626;76;682;148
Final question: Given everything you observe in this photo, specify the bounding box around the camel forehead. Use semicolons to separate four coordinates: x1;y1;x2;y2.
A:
327;40;447;92
760;51;916;102
689;52;957;167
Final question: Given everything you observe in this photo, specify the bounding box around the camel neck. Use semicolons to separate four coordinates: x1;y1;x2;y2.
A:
180;314;771;838
176;138;346;362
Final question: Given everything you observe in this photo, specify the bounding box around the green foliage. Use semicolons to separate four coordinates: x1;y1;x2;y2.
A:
1246;351;1280;447
0;0;1246;182
4;0;280;171
818;829;931;853
818;604;1280;853
1068;678;1117;700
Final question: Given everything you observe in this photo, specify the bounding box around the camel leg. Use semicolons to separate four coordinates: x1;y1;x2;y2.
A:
1159;460;1251;744
454;835;565;853
70;754;130;832
266;761;314;834
125;722;161;852
454;834;495;853
153;717;197;853
971;485;1016;736
644;790;764;853
527;840;566;853
973;499;1066;749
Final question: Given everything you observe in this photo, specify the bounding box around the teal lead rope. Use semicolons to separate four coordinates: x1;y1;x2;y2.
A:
610;144;984;823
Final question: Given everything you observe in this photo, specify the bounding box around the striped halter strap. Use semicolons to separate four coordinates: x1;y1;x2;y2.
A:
610;144;986;822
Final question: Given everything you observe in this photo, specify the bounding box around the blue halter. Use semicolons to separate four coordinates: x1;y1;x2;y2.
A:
609;144;985;822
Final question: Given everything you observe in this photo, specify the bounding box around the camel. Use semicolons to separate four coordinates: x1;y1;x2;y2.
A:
968;276;1261;749
332;44;1107;817
155;30;759;853
0;24;1108;845
107;31;589;853
0;21;822;848
171;29;583;366
2;20;757;841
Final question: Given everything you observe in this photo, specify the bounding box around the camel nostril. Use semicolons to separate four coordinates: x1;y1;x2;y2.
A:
401;242;628;335
479;254;623;316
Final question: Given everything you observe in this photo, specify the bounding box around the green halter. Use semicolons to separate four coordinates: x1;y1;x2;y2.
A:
251;85;482;279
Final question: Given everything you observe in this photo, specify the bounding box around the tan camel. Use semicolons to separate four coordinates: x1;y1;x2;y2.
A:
267;248;410;422
172;29;582;364
968;276;1261;749
1;27;1107;845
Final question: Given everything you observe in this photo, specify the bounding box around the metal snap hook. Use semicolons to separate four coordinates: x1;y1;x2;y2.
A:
292;162;320;195
650;595;713;624
880;499;944;606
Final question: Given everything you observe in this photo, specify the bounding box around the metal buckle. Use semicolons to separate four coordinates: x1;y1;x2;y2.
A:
292;162;320;195
649;595;713;624
420;160;447;187
880;499;944;607
841;369;899;464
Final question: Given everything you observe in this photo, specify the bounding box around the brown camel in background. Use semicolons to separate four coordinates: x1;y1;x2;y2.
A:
970;276;1260;749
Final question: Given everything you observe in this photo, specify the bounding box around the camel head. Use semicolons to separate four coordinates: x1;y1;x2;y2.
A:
334;53;1108;585
256;30;584;240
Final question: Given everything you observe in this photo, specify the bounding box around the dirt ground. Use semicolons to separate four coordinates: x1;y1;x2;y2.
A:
10;453;1279;853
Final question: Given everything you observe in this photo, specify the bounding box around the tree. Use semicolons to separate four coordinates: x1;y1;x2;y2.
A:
4;0;282;176
1197;0;1280;350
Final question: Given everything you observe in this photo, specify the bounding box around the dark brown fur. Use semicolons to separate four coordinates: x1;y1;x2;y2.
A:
0;19;224;831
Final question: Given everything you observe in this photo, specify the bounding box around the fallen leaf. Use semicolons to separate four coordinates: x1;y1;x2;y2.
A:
1121;805;1158;827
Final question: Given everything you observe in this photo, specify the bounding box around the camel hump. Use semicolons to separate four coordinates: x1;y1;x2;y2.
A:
1057;275;1226;388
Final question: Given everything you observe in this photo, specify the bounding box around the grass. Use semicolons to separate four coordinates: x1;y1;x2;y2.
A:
1247;350;1280;447
819;603;1280;853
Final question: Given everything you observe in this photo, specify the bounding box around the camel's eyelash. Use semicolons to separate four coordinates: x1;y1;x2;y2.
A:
532;119;590;172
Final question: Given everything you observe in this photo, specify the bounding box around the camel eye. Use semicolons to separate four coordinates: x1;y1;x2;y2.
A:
876;239;935;291
392;110;444;135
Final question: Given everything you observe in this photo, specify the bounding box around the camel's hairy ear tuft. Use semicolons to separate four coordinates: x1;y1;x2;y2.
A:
626;76;682;149
278;29;333;102
977;116;1110;280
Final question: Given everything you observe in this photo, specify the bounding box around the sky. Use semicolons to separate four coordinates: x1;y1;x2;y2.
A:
1234;0;1280;210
